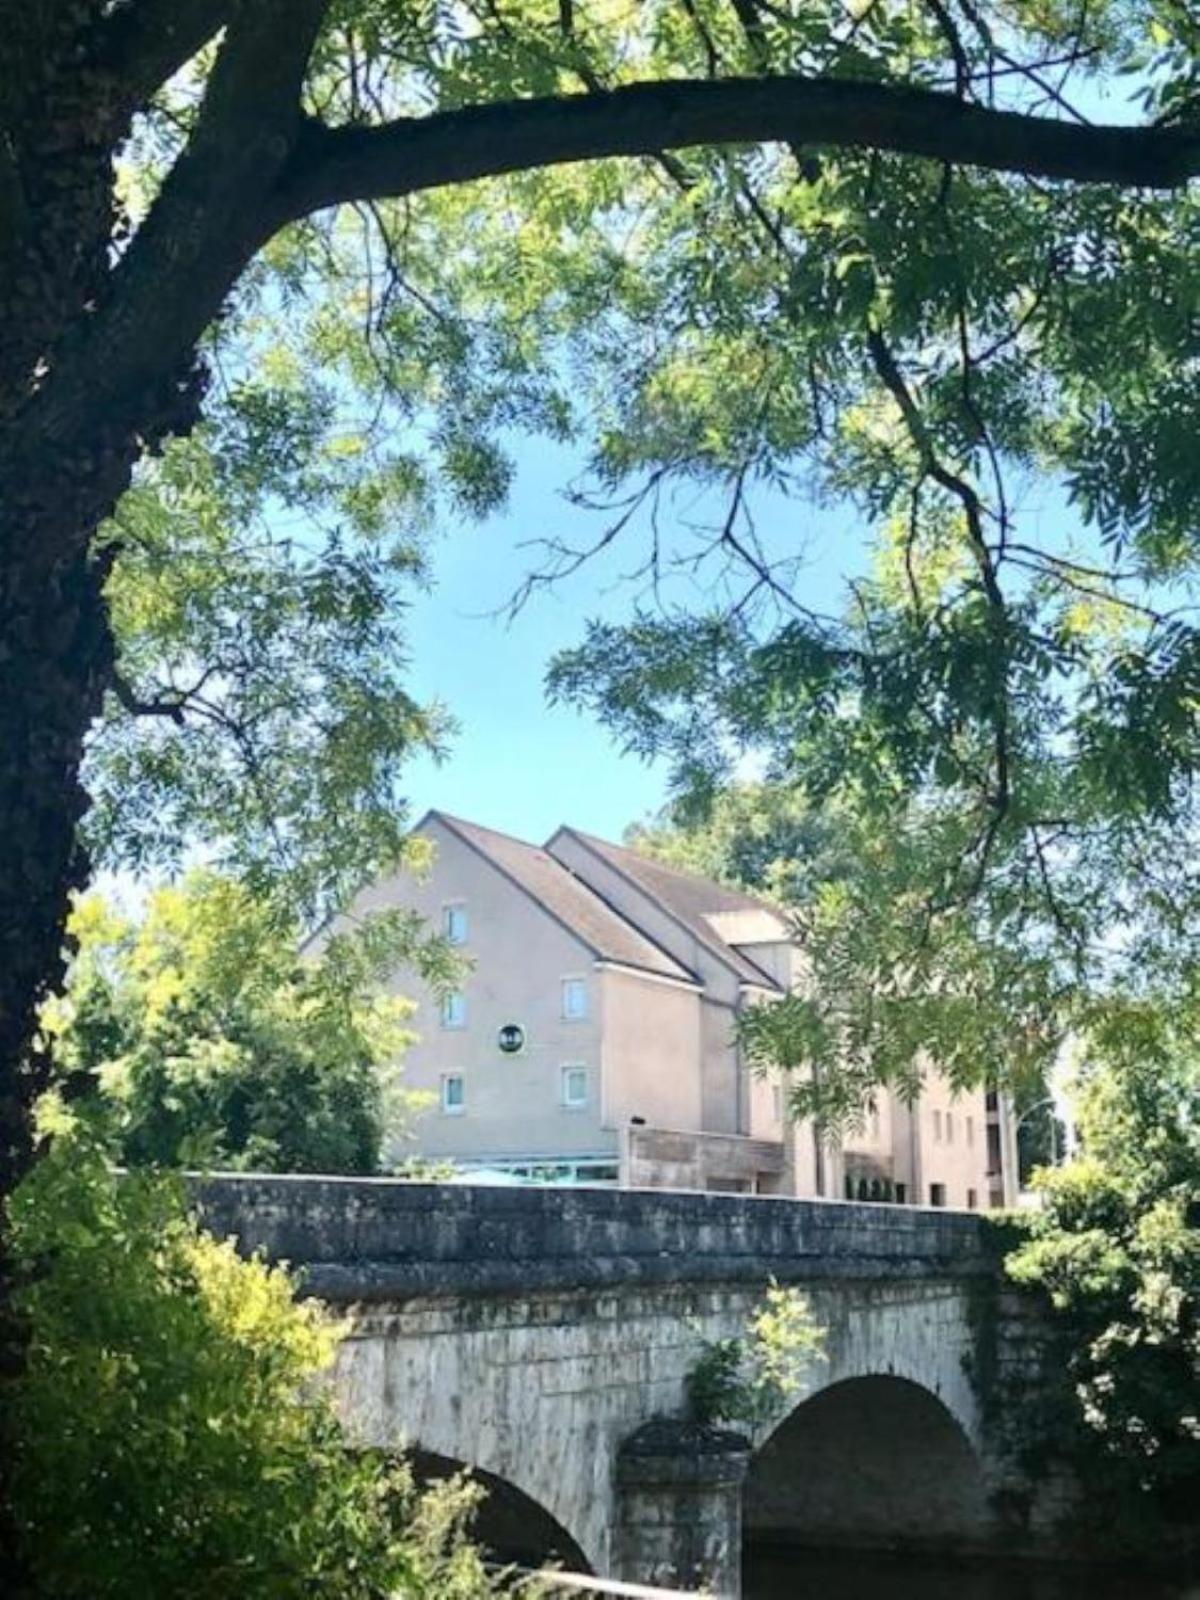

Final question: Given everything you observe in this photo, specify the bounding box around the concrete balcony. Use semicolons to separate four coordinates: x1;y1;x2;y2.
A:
621;1125;787;1194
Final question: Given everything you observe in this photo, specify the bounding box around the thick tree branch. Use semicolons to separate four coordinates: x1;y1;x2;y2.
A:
97;0;231;110
18;60;1200;548
20;0;327;488
274;75;1200;223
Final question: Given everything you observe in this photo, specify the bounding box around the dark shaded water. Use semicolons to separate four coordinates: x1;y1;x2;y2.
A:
744;1547;1194;1600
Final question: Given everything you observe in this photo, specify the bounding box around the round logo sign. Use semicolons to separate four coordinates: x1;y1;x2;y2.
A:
497;1023;526;1055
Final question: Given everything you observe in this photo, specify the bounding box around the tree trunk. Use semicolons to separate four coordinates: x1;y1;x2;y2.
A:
0;488;120;1580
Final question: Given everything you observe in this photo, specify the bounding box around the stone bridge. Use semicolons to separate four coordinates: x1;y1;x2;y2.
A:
199;1179;1053;1596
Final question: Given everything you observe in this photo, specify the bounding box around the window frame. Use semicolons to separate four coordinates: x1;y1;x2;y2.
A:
561;1064;588;1110
440;990;467;1030
441;1073;466;1115
561;975;589;1022
443;902;468;946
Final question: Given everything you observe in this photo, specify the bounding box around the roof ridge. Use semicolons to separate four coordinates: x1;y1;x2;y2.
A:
430;809;542;851
562;825;779;914
549;826;785;994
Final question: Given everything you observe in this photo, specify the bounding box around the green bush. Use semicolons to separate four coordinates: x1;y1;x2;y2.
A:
686;1283;825;1429
1006;1027;1200;1541
9;1129;499;1598
48;873;435;1174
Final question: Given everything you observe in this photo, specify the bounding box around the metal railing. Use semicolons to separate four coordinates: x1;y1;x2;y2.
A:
496;1567;716;1598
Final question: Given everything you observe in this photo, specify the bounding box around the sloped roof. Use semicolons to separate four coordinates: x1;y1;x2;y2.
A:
548;828;786;992
426;812;696;986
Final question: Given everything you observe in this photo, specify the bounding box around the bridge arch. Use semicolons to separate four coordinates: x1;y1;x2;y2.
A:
744;1374;993;1553
409;1448;592;1574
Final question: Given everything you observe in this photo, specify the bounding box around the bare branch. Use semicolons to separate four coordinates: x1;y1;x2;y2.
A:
111;672;186;725
866;326;1002;609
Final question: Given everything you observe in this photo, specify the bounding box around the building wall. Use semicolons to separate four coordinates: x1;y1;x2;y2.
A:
547;831;745;1007
548;829;753;1139
699;997;742;1134
600;967;704;1135
746;1062;785;1144
357;817;613;1164
912;1070;992;1209
340;815;1005;1205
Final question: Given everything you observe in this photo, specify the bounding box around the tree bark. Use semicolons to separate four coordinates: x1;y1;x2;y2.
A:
0;524;112;1589
0;6;315;1580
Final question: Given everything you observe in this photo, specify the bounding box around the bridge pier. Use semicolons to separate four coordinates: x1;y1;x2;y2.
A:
616;1420;751;1598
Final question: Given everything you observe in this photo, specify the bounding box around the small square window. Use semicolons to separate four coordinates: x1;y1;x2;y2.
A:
441;1074;465;1114
441;991;467;1029
444;904;468;946
561;1066;588;1109
561;978;588;1021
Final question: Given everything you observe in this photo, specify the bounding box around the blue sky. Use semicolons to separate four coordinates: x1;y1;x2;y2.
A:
400;438;858;846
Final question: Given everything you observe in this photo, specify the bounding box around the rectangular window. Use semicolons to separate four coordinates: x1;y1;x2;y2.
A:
561;977;588;1021
967;1188;978;1210
772;1082;784;1124
561;1065;588;1110
895;1183;908;1204
932;1109;943;1142
967;1115;975;1147
946;1112;954;1143
443;903;468;945
441;1074;465;1115
441;991;467;1029
929;1182;947;1208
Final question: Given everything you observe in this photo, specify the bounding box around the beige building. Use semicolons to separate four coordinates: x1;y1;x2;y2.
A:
356;811;1014;1207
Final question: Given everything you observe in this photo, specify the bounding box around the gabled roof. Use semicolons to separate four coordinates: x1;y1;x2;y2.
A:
547;827;786;992
421;811;696;986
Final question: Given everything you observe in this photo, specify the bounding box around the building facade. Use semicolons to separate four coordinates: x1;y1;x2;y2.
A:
353;811;1014;1206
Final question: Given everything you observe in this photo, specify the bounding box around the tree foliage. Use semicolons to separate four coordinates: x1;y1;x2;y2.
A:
9;1128;502;1598
629;782;1062;1122
627;784;851;906
56;2;1200;967
49;873;455;1174
1006;1021;1200;1540
686;1281;826;1430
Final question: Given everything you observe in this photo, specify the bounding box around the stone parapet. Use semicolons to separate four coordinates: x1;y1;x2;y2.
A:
194;1175;992;1303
